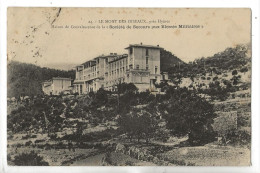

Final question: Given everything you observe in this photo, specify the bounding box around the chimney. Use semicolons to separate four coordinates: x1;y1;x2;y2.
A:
140;42;143;45
110;53;113;55
157;45;159;47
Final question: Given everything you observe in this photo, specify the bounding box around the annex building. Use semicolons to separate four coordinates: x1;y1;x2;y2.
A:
73;43;168;94
42;77;72;95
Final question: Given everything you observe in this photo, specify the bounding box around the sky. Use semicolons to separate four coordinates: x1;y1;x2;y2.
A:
7;8;251;69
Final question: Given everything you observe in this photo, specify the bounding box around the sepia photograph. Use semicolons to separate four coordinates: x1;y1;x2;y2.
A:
6;7;252;166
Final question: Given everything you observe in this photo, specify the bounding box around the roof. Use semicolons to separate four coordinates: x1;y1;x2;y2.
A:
43;84;51;87
125;44;162;49
52;77;72;80
80;53;127;66
108;54;128;63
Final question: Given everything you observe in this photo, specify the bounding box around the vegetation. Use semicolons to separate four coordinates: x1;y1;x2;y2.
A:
13;151;49;166
7;61;75;98
159;87;217;145
160;49;184;72
166;44;250;81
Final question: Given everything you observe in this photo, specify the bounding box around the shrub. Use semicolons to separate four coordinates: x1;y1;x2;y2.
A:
49;133;57;140
16;143;22;148
25;141;32;146
240;67;248;73
31;134;37;138
7;134;13;140
21;135;30;140
35;139;45;143
232;70;238;76
213;76;218;81
7;154;12;161
227;128;251;145
125;160;135;166
13;151;49;166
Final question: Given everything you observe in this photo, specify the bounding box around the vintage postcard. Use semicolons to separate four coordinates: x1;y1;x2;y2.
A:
7;8;251;166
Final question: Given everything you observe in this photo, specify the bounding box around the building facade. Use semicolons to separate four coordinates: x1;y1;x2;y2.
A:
42;77;72;95
74;43;168;94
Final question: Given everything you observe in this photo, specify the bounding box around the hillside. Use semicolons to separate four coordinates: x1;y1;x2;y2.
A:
7;61;75;98
160;49;184;72
166;44;251;80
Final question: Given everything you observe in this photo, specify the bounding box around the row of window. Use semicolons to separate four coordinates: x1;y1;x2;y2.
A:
135;65;158;73
109;58;127;70
79;65;158;81
105;78;126;87
129;48;149;56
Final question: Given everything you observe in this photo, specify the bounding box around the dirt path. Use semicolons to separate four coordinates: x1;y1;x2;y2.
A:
71;153;106;166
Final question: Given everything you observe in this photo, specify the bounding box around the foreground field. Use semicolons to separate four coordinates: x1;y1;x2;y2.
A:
8;133;250;166
160;145;250;166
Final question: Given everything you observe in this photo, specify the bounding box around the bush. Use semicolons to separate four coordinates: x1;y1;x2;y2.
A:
25;141;32;146
7;154;12;161
49;133;57;140
31;134;37;138
21;135;30;140
7;134;13;140
16;143;22;148
13;151;49;166
240;67;248;73
35;139;45;143
227;129;251;146
125;160;135;166
213;76;218;81
232;70;238;76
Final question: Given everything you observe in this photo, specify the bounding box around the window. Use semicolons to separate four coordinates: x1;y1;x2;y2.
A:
162;74;165;80
155;66;158;74
146;48;149;56
146;57;149;70
130;47;133;54
136;65;139;69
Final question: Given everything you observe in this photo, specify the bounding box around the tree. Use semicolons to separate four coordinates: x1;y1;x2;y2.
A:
240;67;248;74
231;75;241;85
171;74;182;87
159;87;217;145
117;108;158;143
212;113;237;145
117;83;138;94
232;70;238;76
95;88;108;106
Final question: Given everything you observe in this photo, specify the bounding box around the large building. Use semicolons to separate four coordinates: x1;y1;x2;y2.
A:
42;77;72;95
74;43;168;94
